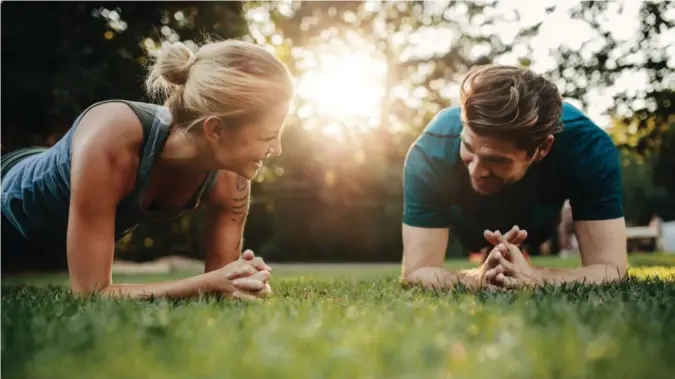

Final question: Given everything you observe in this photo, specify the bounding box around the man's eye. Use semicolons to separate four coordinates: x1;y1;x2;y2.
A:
486;159;511;165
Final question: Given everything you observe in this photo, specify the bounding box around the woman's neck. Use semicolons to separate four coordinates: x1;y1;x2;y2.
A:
159;131;214;172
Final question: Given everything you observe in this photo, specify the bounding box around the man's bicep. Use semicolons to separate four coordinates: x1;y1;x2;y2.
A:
574;218;627;272
566;129;627;272
402;224;449;277
402;146;451;228
569;132;624;221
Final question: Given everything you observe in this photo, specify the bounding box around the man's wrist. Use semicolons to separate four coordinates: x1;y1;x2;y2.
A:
455;268;483;289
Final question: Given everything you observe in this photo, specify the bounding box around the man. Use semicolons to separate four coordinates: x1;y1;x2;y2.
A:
401;64;627;290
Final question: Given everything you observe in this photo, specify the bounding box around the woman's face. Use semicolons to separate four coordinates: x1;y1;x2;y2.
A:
204;103;289;179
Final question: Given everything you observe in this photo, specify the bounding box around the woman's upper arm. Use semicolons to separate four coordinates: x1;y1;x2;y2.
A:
67;102;142;294
204;171;251;213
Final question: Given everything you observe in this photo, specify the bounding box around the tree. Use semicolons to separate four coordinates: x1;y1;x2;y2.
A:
1;2;248;152
547;1;675;202
241;0;545;260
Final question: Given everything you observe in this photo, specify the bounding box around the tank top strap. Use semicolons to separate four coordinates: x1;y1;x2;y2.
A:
192;171;220;206
119;100;174;196
113;100;219;210
119;100;219;210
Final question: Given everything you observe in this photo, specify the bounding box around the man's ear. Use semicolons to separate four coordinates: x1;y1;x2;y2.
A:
203;117;225;142
534;135;555;161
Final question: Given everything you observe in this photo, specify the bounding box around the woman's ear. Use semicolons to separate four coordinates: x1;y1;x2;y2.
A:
202;117;225;142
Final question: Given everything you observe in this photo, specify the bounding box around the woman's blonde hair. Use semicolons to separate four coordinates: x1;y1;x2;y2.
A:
145;39;295;131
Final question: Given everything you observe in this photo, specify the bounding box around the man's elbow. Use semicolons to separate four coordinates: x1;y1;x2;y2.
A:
401;265;418;285
402;265;437;287
610;261;628;280
610;250;629;279
594;260;627;282
401;266;453;290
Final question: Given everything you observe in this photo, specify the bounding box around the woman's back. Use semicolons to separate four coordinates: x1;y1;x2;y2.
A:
1;100;217;253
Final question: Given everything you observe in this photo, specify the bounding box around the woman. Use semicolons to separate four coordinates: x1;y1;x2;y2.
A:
1;39;295;300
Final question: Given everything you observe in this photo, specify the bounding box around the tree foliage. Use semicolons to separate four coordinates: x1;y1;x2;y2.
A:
547;1;675;199
2;1;673;267
239;0;553;259
1;2;248;152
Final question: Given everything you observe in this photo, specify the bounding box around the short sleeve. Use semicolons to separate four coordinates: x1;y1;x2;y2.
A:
568;125;624;221
402;144;452;228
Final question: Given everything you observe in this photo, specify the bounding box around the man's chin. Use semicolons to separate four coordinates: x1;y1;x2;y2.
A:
471;181;502;196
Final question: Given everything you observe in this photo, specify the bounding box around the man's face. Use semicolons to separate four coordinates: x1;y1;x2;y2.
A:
459;127;551;195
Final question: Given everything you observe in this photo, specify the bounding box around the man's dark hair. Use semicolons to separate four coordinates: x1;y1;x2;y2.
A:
460;64;564;155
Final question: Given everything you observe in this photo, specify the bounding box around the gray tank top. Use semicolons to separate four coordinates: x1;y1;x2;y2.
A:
1;100;219;252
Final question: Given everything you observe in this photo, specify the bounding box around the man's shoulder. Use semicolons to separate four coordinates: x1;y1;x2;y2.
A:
560;101;590;125
555;101;615;153
423;106;463;136
554;104;623;221
559;101;608;137
407;106;463;165
550;101;620;179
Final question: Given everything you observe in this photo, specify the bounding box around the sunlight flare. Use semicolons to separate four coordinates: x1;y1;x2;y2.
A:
297;52;387;135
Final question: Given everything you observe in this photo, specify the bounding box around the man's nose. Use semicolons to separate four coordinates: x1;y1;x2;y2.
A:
468;159;490;178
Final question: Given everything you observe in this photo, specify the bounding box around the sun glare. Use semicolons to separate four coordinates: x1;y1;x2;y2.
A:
296;52;387;136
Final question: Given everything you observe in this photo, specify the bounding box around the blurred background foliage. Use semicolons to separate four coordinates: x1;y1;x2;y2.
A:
2;1;673;264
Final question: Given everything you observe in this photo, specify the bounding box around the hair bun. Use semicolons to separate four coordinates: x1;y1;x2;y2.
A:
153;42;197;86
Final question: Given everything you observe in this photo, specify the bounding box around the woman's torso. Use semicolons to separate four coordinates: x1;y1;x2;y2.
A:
1;99;218;252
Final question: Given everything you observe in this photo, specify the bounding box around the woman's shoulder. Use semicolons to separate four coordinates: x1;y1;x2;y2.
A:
71;101;146;167
83;99;166;127
76;101;144;139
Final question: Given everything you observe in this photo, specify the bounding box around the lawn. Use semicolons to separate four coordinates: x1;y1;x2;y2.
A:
2;254;675;379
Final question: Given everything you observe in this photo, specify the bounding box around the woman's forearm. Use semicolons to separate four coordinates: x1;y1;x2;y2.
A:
97;273;214;299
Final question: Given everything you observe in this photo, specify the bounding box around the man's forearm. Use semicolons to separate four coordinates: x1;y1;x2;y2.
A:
404;267;483;291
532;263;626;285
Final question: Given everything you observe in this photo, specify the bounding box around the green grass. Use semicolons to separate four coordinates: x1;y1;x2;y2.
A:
3;255;675;379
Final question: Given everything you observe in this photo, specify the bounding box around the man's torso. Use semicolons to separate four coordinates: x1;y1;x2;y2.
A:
402;102;622;253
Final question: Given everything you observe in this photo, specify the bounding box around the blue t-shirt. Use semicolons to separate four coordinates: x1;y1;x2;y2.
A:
402;102;623;253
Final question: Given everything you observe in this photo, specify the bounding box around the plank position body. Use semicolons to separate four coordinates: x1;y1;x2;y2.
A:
1;40;294;299
401;65;628;290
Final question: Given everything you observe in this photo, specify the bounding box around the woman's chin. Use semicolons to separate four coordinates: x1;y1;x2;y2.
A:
237;161;263;180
